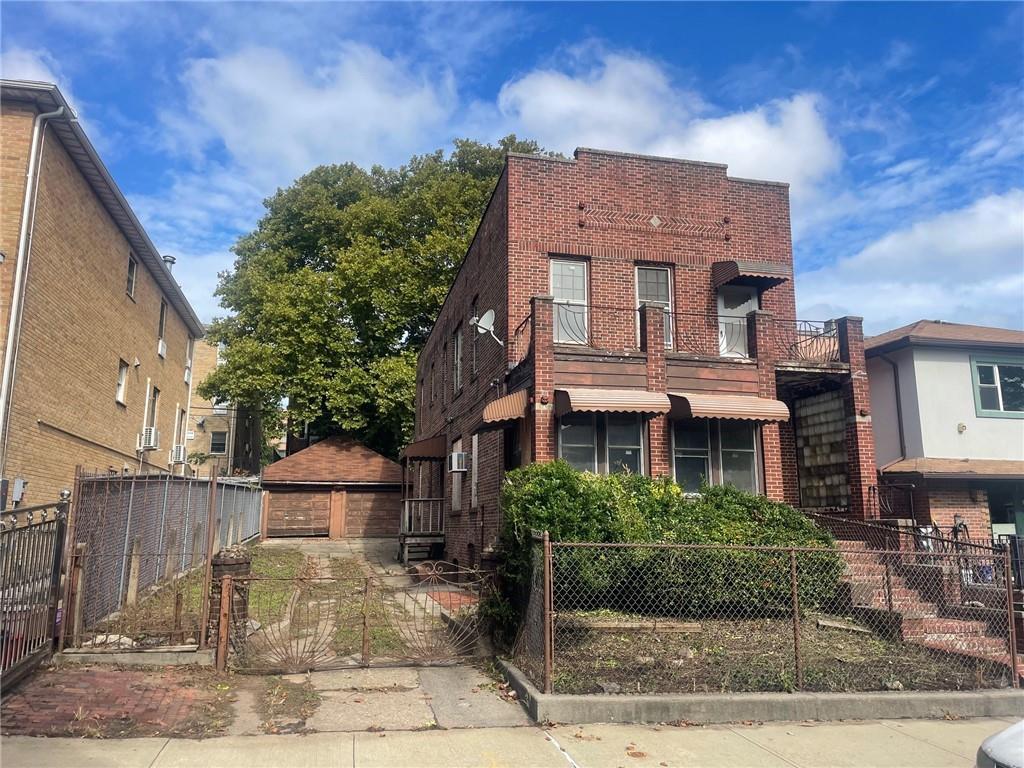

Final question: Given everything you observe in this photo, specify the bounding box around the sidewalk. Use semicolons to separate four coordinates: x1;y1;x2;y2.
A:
1;717;1014;767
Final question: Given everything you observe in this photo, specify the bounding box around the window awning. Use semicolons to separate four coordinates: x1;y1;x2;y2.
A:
711;260;791;289
554;388;672;417
477;389;530;432
669;392;790;422
399;434;447;460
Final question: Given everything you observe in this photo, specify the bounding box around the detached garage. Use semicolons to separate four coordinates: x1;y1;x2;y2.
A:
261;436;403;539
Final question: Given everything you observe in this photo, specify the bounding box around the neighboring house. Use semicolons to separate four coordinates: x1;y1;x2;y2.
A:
0;80;204;506
865;320;1024;539
403;147;876;566
184;339;261;478
261;435;402;539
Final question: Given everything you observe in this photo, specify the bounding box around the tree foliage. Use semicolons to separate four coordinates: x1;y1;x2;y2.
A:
199;136;555;458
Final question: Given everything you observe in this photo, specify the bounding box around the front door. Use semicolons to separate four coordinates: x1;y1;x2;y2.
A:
717;286;759;357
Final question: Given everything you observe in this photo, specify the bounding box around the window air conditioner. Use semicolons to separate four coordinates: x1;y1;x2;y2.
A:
139;427;160;451
184;366;191;384
157;338;167;358
171;444;187;464
448;451;468;473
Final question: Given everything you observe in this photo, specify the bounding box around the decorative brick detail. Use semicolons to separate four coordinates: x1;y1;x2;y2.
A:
640;305;669;477
583;205;728;239
837;317;878;520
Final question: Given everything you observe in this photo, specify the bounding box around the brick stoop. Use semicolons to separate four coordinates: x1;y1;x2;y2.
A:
835;543;1019;676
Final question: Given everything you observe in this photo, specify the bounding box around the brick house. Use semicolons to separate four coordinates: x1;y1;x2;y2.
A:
184;339;261;478
0;80;204;505
865;320;1024;540
402;148;876;566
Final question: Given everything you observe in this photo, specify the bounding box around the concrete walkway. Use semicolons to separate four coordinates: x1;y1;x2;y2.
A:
2;717;1015;767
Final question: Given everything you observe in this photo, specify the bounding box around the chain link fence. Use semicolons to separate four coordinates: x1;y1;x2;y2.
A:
514;534;1019;695
62;471;261;650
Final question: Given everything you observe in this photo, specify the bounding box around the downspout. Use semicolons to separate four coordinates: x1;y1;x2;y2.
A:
0;105;69;478
879;354;906;460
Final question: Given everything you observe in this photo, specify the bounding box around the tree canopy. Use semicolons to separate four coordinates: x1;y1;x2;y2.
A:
199;136;554;459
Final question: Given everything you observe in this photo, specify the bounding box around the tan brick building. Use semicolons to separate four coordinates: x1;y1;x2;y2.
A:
0;80;205;506
184;339;261;478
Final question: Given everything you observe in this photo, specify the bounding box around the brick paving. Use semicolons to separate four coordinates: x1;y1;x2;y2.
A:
1;665;228;738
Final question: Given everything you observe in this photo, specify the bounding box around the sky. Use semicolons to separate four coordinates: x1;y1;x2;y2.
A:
2;1;1022;334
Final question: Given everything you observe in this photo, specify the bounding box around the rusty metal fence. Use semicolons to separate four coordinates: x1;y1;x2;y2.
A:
0;496;69;687
514;533;1019;695
218;562;493;673
61;471;261;651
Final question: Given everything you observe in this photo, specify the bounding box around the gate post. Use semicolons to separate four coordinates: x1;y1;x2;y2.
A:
1004;545;1019;688
789;548;803;690
543;531;553;695
361;578;371;665
216;575;233;672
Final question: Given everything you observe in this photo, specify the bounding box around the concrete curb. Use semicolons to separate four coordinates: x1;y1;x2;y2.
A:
55;649;214;667
495;659;1024;725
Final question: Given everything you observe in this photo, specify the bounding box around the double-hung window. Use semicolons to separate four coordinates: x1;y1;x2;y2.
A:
452;326;463;395
551;259;588;344
972;357;1024;417
116;359;129;405
126;255;138;298
210;431;228;455
672;418;759;493
558;412;644;475
636;266;672;347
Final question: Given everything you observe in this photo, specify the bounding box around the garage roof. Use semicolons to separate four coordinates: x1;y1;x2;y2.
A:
262;436;402;485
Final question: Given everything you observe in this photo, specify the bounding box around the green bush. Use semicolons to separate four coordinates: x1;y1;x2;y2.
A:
496;461;843;622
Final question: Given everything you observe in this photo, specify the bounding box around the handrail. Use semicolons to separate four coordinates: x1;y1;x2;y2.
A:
804;509;1001;555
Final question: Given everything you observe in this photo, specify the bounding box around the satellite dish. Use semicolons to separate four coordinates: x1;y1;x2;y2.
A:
469;308;504;347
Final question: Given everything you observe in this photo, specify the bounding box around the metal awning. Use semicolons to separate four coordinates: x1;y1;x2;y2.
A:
669;392;790;422
480;389;530;428
554;388;672;417
400;435;447;461
711;260;791;289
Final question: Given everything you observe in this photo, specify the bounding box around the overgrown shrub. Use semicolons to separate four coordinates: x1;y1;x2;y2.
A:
495;461;843;630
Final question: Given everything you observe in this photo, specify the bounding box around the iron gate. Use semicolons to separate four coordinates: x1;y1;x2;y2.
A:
222;563;493;673
1;495;69;687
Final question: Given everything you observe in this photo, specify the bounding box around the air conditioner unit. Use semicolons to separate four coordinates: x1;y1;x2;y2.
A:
171;444;187;464
157;338;167;358
448;451;468;473
184;366;191;384
138;427;160;451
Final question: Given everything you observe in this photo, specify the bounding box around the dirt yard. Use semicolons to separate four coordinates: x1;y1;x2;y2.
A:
552;612;1011;695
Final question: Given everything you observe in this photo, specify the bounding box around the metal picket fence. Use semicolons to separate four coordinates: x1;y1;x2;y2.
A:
61;471;261;650
514;532;1020;696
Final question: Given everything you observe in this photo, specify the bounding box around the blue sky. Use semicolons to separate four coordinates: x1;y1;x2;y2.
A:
2;2;1022;333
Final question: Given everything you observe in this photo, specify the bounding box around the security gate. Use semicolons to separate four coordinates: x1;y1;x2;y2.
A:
222;563;492;673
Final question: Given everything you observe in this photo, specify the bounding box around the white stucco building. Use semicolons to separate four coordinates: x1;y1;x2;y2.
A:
865;320;1024;539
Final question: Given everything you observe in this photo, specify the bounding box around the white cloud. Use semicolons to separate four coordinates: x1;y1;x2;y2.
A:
0;46;76;103
492;47;841;201
166;44;456;183
798;190;1024;333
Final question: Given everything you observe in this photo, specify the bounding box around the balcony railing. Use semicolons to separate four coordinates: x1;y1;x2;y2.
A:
508;302;845;367
403;498;444;535
772;320;840;363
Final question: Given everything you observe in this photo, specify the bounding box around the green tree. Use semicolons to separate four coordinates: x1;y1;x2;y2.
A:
200;136;555;459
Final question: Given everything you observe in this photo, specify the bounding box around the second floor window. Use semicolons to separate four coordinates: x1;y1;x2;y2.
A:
551;259;588;344
116;359;129;404
471;298;479;376
430;364;436;403
158;301;167;339
636;266;673;347
973;358;1024;416
210;431;228;454
452;326;463;394
147;386;160;430
126;255;138;298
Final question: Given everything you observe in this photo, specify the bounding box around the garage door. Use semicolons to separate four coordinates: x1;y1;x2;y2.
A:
344;490;401;537
267;490;330;537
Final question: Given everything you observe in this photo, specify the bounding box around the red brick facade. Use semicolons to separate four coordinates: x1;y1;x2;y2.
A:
410;149;877;565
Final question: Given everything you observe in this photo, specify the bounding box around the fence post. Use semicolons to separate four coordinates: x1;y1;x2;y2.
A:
199;478;219;650
65;543;86;651
789;548;803;690
173;591;184;645
1003;544;1019;688
361;578;371;665
126;537;142;607
216;574;233;672
883;552;895;613
117;474;138;605
543;530;554;695
155;474;171;582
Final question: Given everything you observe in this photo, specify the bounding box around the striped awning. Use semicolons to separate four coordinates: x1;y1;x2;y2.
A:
554;388;672;417
400;435;446;460
711;260;791;289
481;389;530;427
669;392;790;422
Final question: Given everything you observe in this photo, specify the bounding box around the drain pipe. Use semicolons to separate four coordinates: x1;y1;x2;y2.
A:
0;105;68;477
879;354;906;460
